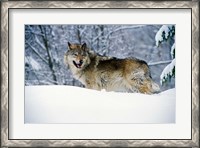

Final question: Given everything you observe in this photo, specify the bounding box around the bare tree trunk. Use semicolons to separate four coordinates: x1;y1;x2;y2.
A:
77;25;82;44
39;25;57;84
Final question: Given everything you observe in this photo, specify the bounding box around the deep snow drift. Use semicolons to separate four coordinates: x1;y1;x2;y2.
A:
25;86;175;124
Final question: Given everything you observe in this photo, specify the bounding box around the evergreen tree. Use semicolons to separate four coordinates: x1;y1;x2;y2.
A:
155;25;175;85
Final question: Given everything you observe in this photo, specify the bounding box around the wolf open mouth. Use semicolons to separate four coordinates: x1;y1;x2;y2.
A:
73;60;83;68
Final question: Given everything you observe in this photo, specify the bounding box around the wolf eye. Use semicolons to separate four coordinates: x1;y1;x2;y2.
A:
73;53;78;56
81;52;86;57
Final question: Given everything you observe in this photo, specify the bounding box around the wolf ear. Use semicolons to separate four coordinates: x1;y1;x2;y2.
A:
81;43;87;50
68;42;72;50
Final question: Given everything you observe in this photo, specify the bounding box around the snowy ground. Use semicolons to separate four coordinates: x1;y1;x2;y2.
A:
25;86;175;124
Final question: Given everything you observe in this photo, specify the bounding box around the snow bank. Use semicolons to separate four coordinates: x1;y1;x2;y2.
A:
25;86;175;124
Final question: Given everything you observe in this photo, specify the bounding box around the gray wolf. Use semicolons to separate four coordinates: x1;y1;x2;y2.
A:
64;42;160;94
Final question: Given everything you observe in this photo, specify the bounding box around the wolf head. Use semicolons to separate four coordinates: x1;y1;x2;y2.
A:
64;42;91;70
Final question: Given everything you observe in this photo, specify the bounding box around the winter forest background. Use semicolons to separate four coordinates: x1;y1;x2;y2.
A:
25;25;175;92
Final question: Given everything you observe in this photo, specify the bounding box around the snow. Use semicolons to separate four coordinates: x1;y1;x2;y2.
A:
25;86;175;124
26;56;41;70
171;43;175;58
155;25;170;46
160;59;175;84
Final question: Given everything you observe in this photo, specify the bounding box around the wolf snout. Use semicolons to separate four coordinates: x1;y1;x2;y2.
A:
79;60;83;64
73;60;83;68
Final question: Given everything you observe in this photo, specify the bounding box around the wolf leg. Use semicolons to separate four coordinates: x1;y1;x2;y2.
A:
85;80;99;90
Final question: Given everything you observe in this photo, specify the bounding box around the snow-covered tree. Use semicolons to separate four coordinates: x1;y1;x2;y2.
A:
155;25;175;85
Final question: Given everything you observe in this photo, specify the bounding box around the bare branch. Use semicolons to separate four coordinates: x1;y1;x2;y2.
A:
35;35;46;51
36;72;58;85
39;25;58;84
26;41;48;64
92;25;147;43
25;30;44;37
148;60;172;66
27;25;45;36
105;25;147;39
25;57;40;84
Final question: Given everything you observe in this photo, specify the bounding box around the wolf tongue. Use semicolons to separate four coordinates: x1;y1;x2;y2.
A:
73;61;82;68
73;61;80;68
77;64;81;68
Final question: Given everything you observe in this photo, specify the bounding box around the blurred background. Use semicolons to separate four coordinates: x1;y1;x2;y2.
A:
25;25;175;92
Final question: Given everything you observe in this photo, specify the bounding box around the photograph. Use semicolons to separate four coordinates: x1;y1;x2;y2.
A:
25;24;176;124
